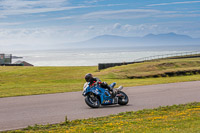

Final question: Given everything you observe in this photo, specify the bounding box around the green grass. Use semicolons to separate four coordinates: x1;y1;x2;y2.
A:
1;57;200;98
10;102;200;133
0;66;97;97
96;57;200;78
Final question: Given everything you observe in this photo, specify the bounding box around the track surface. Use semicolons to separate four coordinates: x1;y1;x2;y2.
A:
0;81;200;131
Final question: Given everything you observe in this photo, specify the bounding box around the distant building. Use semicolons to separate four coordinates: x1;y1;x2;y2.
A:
0;54;12;65
13;60;34;66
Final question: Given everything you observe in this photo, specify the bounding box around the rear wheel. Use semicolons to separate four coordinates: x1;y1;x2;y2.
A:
85;94;100;108
117;91;129;105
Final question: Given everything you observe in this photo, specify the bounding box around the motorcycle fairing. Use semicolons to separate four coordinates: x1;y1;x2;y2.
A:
83;83;114;105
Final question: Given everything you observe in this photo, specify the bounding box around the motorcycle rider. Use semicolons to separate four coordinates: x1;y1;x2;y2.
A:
84;73;116;97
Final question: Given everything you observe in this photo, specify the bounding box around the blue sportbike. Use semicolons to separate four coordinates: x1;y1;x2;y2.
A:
82;82;129;108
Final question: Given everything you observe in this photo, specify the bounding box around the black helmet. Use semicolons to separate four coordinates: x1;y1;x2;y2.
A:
85;73;93;82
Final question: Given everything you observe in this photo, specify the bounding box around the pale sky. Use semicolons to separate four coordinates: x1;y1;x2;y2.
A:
0;0;200;50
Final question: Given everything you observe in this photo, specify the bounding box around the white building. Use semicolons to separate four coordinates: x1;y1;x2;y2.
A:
0;54;12;65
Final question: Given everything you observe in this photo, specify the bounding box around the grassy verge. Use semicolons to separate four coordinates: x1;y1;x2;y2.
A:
96;57;200;79
0;66;97;98
10;102;200;133
0;57;200;98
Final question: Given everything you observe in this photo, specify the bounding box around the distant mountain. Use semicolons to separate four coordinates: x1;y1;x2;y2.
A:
82;35;137;47
64;33;200;48
142;32;195;45
144;32;192;40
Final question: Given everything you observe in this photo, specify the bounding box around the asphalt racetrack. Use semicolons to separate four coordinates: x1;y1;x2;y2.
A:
0;81;200;131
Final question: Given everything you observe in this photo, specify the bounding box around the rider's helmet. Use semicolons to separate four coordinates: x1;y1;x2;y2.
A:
85;73;93;82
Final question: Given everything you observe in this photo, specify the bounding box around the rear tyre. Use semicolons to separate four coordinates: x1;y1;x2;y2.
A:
85;94;100;108
117;91;129;105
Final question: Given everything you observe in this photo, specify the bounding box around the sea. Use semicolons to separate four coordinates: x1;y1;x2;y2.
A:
7;46;200;66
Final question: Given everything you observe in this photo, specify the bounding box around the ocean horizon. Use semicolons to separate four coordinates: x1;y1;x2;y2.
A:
6;46;200;66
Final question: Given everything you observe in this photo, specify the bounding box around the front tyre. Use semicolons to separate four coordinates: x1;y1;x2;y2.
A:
85;94;100;108
117;91;129;105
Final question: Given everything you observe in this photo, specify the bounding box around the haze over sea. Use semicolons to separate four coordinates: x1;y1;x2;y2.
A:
8;46;200;66
1;0;200;66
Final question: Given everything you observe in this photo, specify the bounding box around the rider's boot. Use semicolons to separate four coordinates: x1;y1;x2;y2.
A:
110;86;123;98
111;88;117;98
106;85;115;98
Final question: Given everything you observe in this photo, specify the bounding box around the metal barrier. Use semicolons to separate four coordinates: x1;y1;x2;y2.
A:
98;51;200;70
134;51;200;62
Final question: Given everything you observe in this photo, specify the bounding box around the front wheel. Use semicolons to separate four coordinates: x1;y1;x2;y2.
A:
85;94;100;108
117;91;129;105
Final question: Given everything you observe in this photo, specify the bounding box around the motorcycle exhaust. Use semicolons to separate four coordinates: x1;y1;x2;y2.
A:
116;86;123;91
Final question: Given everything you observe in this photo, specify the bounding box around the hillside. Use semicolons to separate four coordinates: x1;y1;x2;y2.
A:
65;33;200;48
1;56;200;97
95;56;200;79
